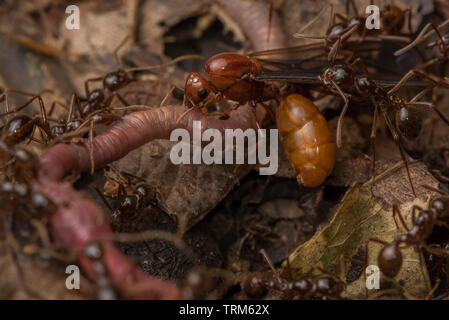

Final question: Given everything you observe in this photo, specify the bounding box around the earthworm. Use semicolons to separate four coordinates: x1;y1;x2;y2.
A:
33;105;260;299
217;0;288;51
38;105;260;181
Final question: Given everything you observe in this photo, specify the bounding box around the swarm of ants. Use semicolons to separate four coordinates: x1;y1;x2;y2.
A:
1;0;449;300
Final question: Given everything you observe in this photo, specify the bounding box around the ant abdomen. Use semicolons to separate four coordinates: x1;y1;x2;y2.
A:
243;272;270;298
395;107;422;140
378;240;403;278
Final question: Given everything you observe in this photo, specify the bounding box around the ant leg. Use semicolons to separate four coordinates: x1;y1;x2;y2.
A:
84;77;103;97
104;92;130;109
406;83;449;127
422;244;449;257
68;93;83;121
334;13;349;25
394;23;434;56
392;204;410;232
159;86;174;107
330;80;350;148
113;35;130;66
405;8;413;36
259;101;276;122
349;58;373;81
88;119;95;175
380;106;416;197
0;94;45;118
410;205;424;225
48;101;68;118
347;0;359;17
295;5;333;35
369;100;379;196
388;69;444;95
94;188;114;214
368;238;389;246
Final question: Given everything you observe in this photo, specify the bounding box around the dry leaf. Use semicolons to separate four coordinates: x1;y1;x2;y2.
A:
284;161;438;299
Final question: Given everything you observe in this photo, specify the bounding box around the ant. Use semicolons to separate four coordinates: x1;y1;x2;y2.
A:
95;169;156;229
0;89;56;147
181;52;279;123
294;0;413;63
395;19;449;70
243;267;345;300
242;249;345;299
83;241;118;300
368;185;449;281
0;140;39;183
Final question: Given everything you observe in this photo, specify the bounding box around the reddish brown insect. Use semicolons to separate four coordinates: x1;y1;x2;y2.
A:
369;185;449;279
95;170;155;228
243;268;345;299
184;53;269;113
294;0;413;63
276;94;335;187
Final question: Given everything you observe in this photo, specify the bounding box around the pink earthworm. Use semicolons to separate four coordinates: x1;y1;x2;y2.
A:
33;105;260;299
217;0;288;51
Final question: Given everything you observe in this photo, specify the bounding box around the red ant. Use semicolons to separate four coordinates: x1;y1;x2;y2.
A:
294;0;413;63
95;169;156;228
368;185;449;280
242;249;345;299
243;267;345;300
0;89;56;146
181;52;279;122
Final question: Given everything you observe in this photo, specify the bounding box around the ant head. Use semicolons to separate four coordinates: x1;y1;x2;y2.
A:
430;197;449;218
135;183;154;203
103;69;132;92
323;65;355;90
395;106;422;140
184;72;213;107
378;241;402;278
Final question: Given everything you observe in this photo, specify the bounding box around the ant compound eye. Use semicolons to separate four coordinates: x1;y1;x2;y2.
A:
198;87;208;99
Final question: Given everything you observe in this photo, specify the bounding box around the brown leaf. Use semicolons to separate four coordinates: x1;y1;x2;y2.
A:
284;161;438;299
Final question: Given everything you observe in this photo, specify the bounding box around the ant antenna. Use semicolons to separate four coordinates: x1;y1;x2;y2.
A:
259;248;281;283
126;54;204;72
